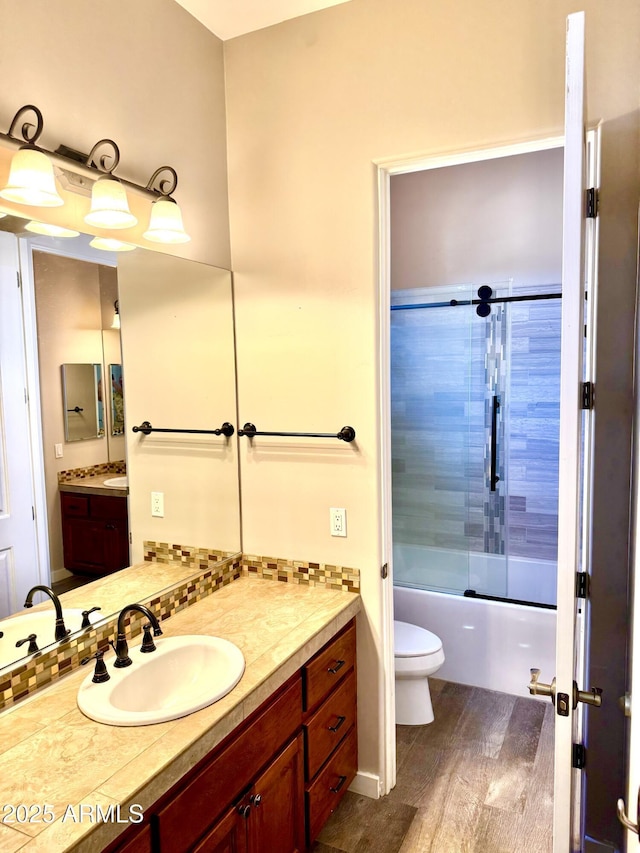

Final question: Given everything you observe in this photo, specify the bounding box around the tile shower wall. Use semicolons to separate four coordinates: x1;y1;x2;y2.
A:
391;284;560;583
391;287;485;559
506;288;561;562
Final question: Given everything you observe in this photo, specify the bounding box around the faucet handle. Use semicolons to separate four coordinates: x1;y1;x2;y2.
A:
140;623;159;654
16;634;39;654
81;650;110;683
81;607;102;629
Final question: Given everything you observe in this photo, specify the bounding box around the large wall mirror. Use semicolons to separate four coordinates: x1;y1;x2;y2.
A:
0;215;241;675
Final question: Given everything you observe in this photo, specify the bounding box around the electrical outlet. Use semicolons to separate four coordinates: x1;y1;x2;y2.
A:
151;491;164;518
54;443;63;459
330;507;347;537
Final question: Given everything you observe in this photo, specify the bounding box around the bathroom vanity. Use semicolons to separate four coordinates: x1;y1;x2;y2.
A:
109;620;357;853
0;573;360;852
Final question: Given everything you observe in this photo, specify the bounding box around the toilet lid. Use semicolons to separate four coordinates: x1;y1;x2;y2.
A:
394;620;442;657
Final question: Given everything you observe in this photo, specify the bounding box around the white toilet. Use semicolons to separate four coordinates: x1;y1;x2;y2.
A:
394;620;445;725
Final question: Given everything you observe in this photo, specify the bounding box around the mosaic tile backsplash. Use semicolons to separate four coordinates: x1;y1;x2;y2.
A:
0;546;359;710
57;460;127;483
242;554;360;593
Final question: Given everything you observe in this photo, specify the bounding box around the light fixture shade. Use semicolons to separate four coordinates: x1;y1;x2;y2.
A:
0;147;64;207
84;177;137;229
89;236;136;252
143;197;190;244
25;220;79;238
111;300;121;329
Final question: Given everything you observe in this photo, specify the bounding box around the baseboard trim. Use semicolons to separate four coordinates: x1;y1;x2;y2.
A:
50;567;73;583
348;770;381;799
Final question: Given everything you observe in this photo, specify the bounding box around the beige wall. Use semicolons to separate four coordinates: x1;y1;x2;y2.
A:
390;146;564;289
225;0;640;782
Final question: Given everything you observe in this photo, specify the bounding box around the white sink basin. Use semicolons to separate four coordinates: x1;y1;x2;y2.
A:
103;476;128;488
77;635;245;726
0;608;97;670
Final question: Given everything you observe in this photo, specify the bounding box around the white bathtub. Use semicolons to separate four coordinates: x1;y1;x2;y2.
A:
394;576;556;698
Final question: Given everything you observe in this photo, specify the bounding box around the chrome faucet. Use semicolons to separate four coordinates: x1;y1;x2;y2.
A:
112;604;163;668
23;585;70;642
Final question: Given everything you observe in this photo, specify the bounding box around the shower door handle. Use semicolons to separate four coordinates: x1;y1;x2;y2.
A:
490;395;500;491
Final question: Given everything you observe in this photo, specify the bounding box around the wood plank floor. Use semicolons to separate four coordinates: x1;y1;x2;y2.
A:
312;679;554;853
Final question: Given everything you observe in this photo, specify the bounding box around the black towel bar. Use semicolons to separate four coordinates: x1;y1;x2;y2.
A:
132;421;234;437
238;423;356;442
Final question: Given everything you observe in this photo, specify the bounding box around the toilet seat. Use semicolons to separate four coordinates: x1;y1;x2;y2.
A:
394;620;442;658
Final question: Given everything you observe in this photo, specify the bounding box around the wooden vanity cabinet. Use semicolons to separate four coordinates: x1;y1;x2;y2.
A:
194;734;305;853
302;621;358;847
60;491;129;576
107;619;357;853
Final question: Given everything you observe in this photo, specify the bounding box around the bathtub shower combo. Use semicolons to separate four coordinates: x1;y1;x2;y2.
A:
391;282;559;701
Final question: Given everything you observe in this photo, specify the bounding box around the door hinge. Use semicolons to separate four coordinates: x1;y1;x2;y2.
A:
381;563;388;579
576;572;589;599
572;743;587;769
16;270;21;288
581;381;594;410
586;187;599;219
32;506;35;521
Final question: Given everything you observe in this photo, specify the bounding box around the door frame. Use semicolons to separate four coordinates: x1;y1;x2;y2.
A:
17;233;119;585
376;133;566;797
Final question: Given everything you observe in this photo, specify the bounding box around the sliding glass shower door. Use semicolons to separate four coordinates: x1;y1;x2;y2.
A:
390;282;561;607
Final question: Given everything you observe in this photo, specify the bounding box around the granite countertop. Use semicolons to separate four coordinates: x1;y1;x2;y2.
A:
0;577;361;852
59;474;128;498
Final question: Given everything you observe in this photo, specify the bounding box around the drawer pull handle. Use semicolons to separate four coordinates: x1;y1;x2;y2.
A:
330;775;347;794
328;715;346;733
328;659;345;674
237;804;251;818
250;794;262;808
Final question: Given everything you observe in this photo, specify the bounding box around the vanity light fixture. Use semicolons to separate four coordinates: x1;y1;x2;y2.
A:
111;300;121;329
0;106;64;207
0;104;189;244
25;220;79;238
143;196;190;244
85;175;137;230
89;236;136;252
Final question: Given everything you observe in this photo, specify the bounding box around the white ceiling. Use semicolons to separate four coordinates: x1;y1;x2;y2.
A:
174;0;352;40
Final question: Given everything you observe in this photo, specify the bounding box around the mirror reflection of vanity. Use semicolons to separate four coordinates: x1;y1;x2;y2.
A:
0;215;241;677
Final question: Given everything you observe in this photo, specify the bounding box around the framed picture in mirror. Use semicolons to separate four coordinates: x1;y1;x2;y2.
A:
109;363;124;435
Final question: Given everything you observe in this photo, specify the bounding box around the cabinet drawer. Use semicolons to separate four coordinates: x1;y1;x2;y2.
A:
91;494;129;520
60;492;89;517
303;621;356;711
305;668;356;780
306;724;357;845
155;676;302;853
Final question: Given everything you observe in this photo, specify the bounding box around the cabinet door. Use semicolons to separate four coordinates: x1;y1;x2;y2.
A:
62;517;111;573
103;518;130;573
192;804;248;853
248;734;305;853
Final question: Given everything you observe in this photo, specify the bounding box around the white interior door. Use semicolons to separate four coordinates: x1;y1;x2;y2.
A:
0;231;41;615
553;10;588;852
